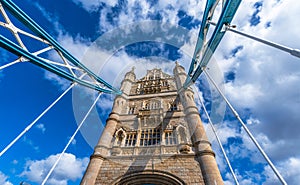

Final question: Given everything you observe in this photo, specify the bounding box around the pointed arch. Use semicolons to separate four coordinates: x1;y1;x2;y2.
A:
176;125;187;144
114;128;126;147
113;170;186;185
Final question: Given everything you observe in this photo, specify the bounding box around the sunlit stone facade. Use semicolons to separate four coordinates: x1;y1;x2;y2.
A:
81;62;223;185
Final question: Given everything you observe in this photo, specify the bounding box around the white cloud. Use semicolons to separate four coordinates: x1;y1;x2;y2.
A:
215;122;239;144
21;153;88;185
0;171;13;185
43;33;91;90
44;71;70;91
263;157;300;185
214;0;300;165
0;48;12;80
27;0;300;183
22;136;39;152
12;159;18;165
71;139;77;145
56;33;91;60
72;0;207;33
36;123;46;134
224;82;263;109
67;136;77;146
72;0;118;12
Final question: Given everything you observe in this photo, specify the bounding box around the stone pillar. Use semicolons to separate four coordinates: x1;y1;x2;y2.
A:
173;62;223;185
120;67;136;96
81;68;136;184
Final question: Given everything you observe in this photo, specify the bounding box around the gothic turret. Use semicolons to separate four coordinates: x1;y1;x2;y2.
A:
173;62;223;185
82;63;223;185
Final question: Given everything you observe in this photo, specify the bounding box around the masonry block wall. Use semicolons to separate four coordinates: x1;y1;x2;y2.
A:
81;63;223;185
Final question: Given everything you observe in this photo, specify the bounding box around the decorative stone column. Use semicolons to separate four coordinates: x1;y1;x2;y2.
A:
173;62;223;185
80;68;136;185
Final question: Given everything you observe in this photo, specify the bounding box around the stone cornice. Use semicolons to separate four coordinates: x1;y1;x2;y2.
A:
94;144;110;150
128;91;178;99
109;112;119;116
195;150;216;157
184;105;199;111
194;140;212;146
178;87;194;95
90;153;106;160
106;153;197;160
184;110;200;117
106;117;121;124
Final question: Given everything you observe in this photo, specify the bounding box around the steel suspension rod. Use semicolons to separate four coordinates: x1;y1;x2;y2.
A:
209;21;300;58
0;84;75;157
0;58;21;70
41;92;102;185
195;87;239;185
203;68;287;185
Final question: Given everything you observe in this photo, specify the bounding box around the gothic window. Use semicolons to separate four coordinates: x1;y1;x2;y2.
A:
128;107;135;114
115;129;125;146
140;128;161;146
117;132;123;143
165;131;177;145
152;102;159;109
178;126;187;144
125;132;137;147
145;102;150;110
170;102;178;111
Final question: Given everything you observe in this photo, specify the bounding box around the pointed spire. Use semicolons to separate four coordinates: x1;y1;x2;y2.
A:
131;66;135;73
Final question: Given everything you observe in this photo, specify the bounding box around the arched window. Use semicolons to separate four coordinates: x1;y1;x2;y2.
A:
128;107;135;114
165;131;177;145
113;170;185;185
151;101;160;109
117;131;124;145
140;128;161;146
170;102;177;111
114;129;125;146
178;126;187;144
125;132;137;147
145;103;150;110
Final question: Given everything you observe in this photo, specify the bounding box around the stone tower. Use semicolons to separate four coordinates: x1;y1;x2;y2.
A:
81;62;223;185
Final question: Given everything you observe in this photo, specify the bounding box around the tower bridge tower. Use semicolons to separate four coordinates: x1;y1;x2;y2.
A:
81;62;223;185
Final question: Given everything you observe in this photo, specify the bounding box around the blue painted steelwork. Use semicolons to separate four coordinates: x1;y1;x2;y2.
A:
0;0;121;94
188;0;219;76
185;0;241;88
0;35;114;94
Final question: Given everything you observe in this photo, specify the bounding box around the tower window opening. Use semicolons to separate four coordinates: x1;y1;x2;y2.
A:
140;128;161;146
178;127;187;144
125;133;137;147
152;102;160;109
128;107;135;114
116;131;124;146
144;102;150;110
165;131;177;145
170;102;178;111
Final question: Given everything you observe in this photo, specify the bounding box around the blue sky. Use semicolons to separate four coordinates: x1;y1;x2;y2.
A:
1;0;300;185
